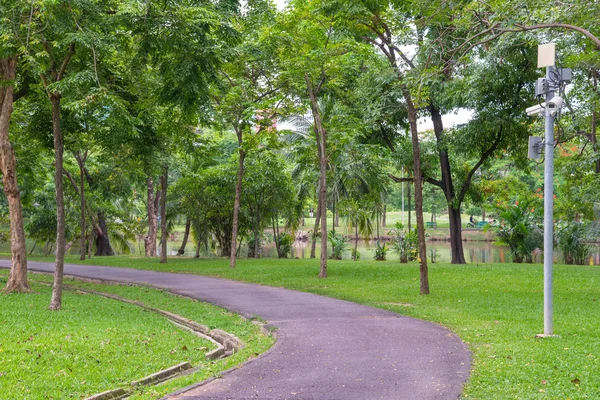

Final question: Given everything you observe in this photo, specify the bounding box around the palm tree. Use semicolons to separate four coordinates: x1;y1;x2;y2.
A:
339;198;374;261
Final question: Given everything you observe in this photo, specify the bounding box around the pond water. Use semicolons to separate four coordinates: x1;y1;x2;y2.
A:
254;239;600;265
17;237;600;265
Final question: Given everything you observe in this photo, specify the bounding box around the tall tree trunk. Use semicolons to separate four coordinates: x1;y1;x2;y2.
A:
430;106;465;264
177;218;191;255
49;94;66;310
332;198;336;233
353;225;358;261
272;216;281;258
407;177;412;231
160;167;168;263
75;152;87;261
254;212;260;258
0;56;30;293
95;213;114;256
230;132;245;268
382;204;387;227
404;91;429;295
144;177;159;257
306;74;328;277
310;199;321;259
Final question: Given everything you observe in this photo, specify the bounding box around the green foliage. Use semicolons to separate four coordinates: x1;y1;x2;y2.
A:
494;196;543;263
556;222;591;265
350;248;361;261
373;240;387;261
276;232;294;259
390;222;418;263
327;230;347;260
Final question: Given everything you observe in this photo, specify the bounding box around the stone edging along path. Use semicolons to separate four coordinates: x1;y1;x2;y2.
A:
2;260;471;400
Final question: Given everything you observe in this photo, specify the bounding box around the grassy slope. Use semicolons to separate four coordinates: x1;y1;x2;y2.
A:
0;271;273;399
59;255;600;399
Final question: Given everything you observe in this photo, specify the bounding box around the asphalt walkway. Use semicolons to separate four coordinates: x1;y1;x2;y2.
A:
1;260;471;399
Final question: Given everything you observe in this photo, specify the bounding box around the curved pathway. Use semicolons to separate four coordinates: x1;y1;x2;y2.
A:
2;261;470;399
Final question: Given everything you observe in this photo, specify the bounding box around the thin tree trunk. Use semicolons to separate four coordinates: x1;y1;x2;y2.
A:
49;93;66;310
178;218;191;255
144;177;159;257
407;176;412;231
0;56;30;293
404;90;429;295
195;237;201;258
382;204;387;227
272;216;281;258
332;198;336;234
354;225;358;261
305;74;328;278
230;132;245;268
29;242;37;255
160;167;168;263
75;152;87;261
310;200;321;259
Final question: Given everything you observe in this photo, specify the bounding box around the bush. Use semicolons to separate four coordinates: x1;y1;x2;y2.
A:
390;222;418;263
374;241;387;261
557;222;591;265
494;197;543;263
351;248;361;261
328;230;347;260
277;232;294;258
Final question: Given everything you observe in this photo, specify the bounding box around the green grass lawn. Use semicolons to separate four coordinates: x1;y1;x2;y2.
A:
46;255;600;399
0;270;273;400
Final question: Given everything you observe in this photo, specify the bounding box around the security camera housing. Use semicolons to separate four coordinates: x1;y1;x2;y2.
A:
526;104;544;116
547;96;564;115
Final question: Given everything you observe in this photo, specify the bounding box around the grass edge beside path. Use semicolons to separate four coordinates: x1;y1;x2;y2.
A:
0;269;274;400
44;255;600;400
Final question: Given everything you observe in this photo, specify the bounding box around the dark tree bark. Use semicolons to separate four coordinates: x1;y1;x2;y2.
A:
430;106;466;264
407;174;412;231
177;217;191;255
49;93;66;310
310;200;321;259
94;213;114;256
229;128;245;268
382;204;387;227
75;151;87;261
144;176;159;257
160;167;168;264
0;56;30;293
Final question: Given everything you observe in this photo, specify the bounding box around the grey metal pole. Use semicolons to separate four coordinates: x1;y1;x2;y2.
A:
543;66;555;336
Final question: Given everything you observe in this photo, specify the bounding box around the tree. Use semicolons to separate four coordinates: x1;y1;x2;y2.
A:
339;1;430;292
0;1;30;292
275;0;365;278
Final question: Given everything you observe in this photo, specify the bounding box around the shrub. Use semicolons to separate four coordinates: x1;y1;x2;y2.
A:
374;241;387;261
557;222;591;265
328;230;347;260
277;232;294;258
390;222;418;263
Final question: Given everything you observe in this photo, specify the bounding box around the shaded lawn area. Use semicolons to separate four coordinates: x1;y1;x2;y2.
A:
0;270;273;399
50;255;600;399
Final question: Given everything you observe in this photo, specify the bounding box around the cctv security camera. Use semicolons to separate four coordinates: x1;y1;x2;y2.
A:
547;96;564;115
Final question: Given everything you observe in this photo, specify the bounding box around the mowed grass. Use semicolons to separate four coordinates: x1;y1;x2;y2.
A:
0;271;273;399
58;255;600;399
